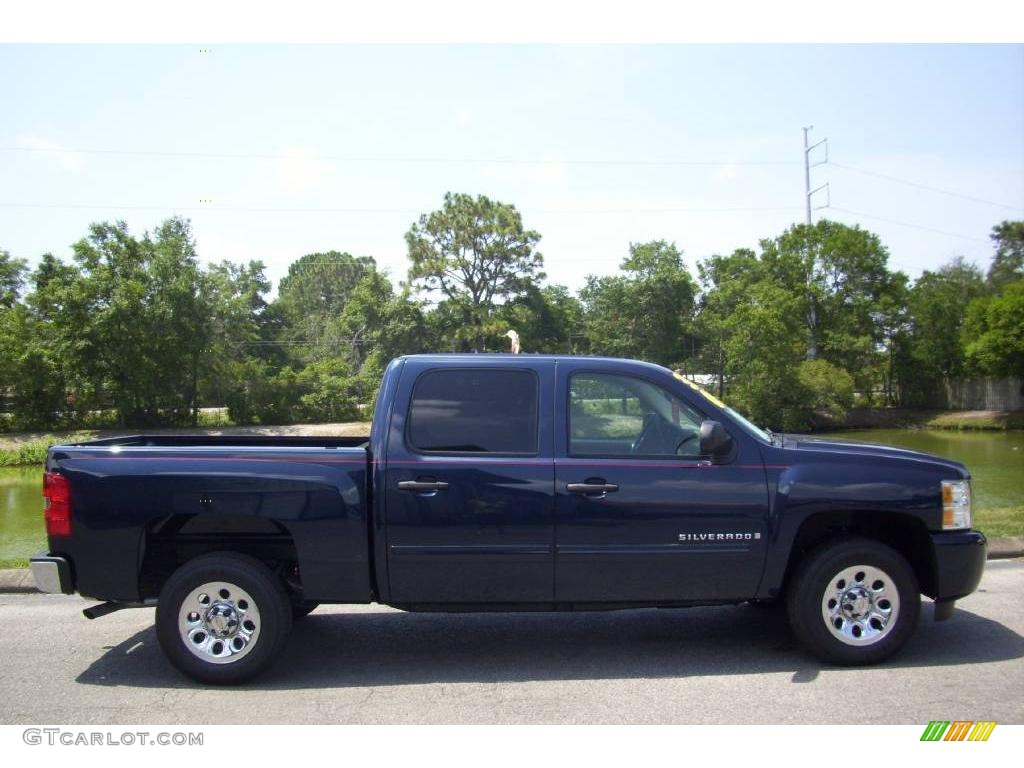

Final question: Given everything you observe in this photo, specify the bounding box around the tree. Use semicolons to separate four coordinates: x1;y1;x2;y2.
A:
498;284;585;354
714;278;810;430
581;241;697;366
331;267;429;408
25;218;211;427
270;251;376;364
986;220;1024;291
199;259;272;421
406;192;544;350
148;218;207;423
760;221;898;392
694;248;763;396
0;249;27;308
962;279;1024;378
906;258;985;374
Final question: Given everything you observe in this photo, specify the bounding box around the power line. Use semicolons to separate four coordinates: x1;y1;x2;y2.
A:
829;161;1023;212
0;145;798;167
831;205;991;241
0;202;802;214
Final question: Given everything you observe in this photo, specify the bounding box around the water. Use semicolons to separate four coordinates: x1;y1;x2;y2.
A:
817;430;1023;511
0;431;1021;564
0;466;44;565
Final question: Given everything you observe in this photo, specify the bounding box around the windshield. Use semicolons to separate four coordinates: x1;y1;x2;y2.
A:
672;373;773;444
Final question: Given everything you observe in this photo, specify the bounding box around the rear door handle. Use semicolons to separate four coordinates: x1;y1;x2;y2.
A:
397;479;450;492
567;482;619;494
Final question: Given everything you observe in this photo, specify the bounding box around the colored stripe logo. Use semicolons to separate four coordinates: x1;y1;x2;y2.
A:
920;721;996;741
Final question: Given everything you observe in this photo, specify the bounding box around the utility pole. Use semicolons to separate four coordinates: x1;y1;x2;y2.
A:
802;126;829;360
803;126;829;224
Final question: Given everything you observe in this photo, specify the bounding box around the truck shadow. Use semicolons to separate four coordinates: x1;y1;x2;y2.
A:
75;601;1024;690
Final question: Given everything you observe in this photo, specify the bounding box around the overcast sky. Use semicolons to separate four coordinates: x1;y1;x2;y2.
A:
2;44;1022;294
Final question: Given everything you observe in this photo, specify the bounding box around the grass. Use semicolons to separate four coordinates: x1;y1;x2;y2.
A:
924;411;1024;431
0;558;29;570
0;432;94;467
973;507;1024;539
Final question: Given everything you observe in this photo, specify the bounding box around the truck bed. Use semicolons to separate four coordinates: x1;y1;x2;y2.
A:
46;438;373;604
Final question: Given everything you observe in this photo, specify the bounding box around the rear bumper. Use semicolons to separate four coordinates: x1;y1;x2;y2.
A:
930;530;987;601
30;552;74;595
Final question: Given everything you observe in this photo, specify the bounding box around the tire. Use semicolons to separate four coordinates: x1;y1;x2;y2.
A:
156;552;293;685
786;537;920;665
291;600;319;620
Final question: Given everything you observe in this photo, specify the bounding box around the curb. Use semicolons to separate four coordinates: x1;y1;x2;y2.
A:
1;538;1022;594
0;568;37;593
987;536;1024;560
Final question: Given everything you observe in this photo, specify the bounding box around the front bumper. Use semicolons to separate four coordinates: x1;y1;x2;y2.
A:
30;552;74;594
930;530;987;601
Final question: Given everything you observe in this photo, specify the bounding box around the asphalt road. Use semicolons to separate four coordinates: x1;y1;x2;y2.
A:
1;560;1022;725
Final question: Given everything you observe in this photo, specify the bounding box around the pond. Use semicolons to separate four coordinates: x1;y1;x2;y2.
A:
0;466;44;566
0;430;1021;565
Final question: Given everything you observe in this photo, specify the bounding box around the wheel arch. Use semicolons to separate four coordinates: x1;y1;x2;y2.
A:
139;513;301;601
778;509;937;599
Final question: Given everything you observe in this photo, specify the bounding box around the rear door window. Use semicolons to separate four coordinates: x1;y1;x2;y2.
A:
408;368;539;454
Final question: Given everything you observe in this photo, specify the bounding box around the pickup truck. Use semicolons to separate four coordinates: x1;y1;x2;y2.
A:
31;354;987;683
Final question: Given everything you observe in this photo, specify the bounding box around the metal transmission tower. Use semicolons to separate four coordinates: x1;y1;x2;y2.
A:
802;126;830;360
803;126;830;224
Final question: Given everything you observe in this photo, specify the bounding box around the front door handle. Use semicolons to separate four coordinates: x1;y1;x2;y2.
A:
567;482;619;494
398;479;450;492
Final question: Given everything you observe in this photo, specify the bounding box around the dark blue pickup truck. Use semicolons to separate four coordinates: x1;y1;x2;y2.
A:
31;354;987;683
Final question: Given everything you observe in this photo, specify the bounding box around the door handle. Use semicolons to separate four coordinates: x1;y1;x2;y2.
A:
567;482;619;494
397;479;450;492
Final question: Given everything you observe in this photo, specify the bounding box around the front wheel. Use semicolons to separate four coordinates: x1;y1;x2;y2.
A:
156;552;293;684
787;537;920;665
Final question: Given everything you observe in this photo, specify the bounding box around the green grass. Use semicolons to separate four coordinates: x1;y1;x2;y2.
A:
0;558;29;570
0;439;54;467
0;432;94;467
974;506;1024;538
924;411;1024;431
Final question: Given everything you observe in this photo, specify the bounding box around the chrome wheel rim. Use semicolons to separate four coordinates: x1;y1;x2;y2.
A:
178;581;261;664
821;565;900;646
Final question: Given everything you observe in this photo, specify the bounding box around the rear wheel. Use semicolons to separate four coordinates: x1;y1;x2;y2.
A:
156;552;293;684
786;537;920;665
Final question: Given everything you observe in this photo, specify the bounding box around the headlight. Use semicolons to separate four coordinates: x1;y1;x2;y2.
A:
941;479;972;530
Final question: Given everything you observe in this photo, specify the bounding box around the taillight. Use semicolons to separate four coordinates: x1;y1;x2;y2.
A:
43;471;72;537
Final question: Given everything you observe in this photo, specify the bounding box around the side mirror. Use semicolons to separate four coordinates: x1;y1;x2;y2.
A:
699;420;734;460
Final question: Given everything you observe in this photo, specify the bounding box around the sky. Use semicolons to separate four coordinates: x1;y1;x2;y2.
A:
2;44;1023;295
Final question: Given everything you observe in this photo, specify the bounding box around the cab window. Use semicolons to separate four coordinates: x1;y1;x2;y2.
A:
569;372;702;458
408;368;539;454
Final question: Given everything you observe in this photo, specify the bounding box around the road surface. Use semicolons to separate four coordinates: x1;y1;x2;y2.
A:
1;559;1021;724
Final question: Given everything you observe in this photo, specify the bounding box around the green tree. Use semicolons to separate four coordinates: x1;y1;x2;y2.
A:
272;251;376;360
760;221;898;391
27;218;211;427
196;259;271;420
148;218;207;423
498;284;585;354
694;248;763;396
581;241;697;366
331;268;429;408
986;220;1024;291
893;257;986;406
0;249;27;308
406;192;544;351
714;279;810;430
962;279;1024;378
796;359;855;426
